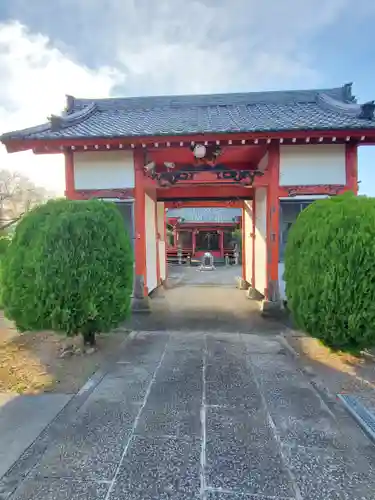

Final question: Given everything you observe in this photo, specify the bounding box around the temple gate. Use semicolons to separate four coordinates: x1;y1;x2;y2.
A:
1;84;374;314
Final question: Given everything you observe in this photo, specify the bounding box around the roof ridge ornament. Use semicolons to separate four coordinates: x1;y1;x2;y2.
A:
317;93;374;120
65;95;75;113
48;103;97;131
359;101;375;120
343;82;355;102
48;114;62;132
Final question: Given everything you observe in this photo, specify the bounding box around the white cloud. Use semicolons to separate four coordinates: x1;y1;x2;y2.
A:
0;21;122;192
116;42;319;97
0;0;356;192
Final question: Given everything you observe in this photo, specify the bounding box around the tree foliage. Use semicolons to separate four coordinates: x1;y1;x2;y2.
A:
284;192;375;350
2;199;133;342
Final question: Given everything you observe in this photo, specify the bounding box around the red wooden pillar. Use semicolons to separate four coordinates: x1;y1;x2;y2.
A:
266;143;280;302
251;198;256;290
154;197;161;286
134;150;148;297
64;150;75;199
345;143;358;194
219;230;224;258
241;202;246;281
192;230;196;256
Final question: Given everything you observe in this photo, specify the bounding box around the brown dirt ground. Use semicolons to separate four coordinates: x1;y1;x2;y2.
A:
284;330;375;397
0;313;129;394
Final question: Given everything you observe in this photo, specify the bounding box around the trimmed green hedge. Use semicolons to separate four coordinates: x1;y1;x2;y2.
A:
0;234;11;308
0;235;10;256
2;199;133;342
284;192;375;350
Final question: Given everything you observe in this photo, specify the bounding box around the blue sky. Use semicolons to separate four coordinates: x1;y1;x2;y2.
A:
0;0;374;193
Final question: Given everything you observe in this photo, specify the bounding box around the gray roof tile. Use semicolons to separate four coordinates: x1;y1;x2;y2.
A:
1;84;374;141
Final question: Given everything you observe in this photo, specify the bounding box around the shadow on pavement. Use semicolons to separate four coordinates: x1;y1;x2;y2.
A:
128;285;282;334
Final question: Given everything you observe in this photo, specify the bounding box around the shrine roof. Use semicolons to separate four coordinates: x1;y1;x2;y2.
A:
167;207;241;223
2;83;375;142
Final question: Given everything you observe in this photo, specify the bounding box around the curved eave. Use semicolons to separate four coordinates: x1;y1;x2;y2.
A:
0;103;97;148
50;103;97;129
3;127;375;154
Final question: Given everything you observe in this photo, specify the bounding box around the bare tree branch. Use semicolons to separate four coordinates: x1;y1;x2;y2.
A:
0;170;53;230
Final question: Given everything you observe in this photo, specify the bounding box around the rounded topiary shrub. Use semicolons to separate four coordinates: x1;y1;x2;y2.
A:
0;235;10;256
284;192;375;350
0;234;9;308
2;199;133;344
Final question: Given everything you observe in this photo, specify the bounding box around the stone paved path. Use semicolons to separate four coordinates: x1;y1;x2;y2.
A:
2;331;375;499
168;264;240;287
131;285;279;334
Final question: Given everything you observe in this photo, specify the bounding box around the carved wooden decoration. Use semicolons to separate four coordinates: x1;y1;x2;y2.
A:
75;189;134;199
147;166;263;187
284;184;346;197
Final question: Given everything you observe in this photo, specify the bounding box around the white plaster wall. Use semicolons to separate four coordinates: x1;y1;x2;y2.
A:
279;145;346;186
157;202;166;281
74;151;135;190
258;152;268;172
254;188;267;296
243;201;253;285
278;262;286;301
159;241;166;282
145;194;158;293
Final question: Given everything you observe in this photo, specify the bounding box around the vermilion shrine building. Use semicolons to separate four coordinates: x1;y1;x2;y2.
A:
166;207;241;263
1;83;375;312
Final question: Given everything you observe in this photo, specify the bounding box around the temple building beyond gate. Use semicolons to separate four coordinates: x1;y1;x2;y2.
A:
166;207;241;265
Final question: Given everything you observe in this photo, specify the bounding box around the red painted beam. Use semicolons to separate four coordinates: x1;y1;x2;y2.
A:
165;200;243;208
168;223;238;229
3;130;375;153
157;186;254;200
149;145;266;164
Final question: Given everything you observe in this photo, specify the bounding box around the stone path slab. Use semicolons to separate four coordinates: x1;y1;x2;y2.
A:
1;331;375;499
0;393;72;478
130;285;278;334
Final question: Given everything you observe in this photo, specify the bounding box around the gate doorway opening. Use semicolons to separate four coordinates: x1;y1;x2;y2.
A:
166;204;242;267
137;147;272;309
165;201;243;288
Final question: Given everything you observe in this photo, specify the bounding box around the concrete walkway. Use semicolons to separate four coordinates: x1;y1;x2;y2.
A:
0;393;72;478
2;330;375;500
131;268;276;333
167;264;241;287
